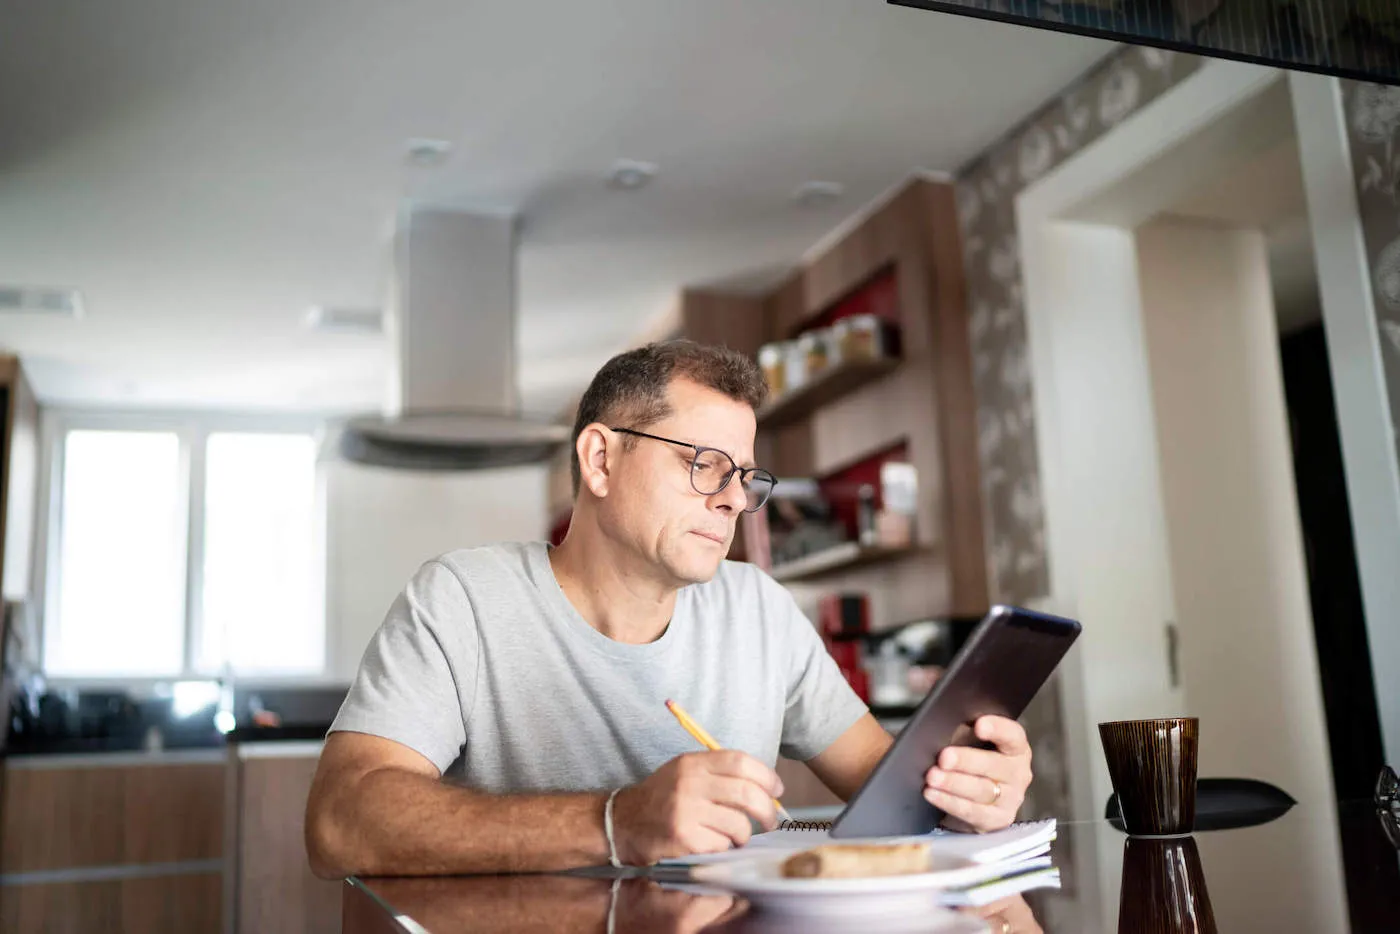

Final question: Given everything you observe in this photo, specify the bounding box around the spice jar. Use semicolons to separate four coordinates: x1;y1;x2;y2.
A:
758;343;787;397
841;314;886;361
784;339;809;391
798;331;828;377
828;319;851;367
820;322;845;369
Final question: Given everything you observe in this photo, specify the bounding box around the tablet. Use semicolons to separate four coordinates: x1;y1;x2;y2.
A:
827;604;1082;839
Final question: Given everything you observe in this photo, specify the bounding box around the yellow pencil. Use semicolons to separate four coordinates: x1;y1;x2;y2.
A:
664;698;794;824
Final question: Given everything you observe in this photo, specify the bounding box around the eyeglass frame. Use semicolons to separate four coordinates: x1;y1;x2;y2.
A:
607;427;777;513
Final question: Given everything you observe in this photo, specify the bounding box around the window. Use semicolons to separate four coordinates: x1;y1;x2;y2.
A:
199;433;322;675
49;430;186;676
43;416;325;679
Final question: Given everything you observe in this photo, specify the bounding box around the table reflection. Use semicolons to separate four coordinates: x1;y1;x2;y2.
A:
1116;836;1215;934
346;800;1400;934
346;872;1046;934
348;874;744;934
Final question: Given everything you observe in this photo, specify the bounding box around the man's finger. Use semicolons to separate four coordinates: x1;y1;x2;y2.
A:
683;824;741;856
925;767;1005;807
698;799;756;848
975;715;1031;755
934;744;1027;784
923;786;1003;832
706;750;784;797
707;775;779;830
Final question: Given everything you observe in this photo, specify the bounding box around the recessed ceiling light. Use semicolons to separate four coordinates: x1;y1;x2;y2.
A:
404;138;453;167
793;180;845;207
304;305;383;334
607;159;658;190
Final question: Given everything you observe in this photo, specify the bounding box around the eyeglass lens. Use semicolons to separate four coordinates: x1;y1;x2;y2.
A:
690;449;774;512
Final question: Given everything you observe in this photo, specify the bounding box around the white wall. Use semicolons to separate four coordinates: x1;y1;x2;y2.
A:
1134;218;1346;929
1021;219;1184;928
323;461;549;680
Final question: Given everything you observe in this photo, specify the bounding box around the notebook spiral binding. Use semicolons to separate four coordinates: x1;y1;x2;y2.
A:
777;819;833;831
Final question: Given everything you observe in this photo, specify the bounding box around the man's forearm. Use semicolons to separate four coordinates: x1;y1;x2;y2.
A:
308;767;612;877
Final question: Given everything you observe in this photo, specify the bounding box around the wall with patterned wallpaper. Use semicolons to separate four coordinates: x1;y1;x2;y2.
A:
957;48;1400;618
955;44;1204;605
1340;80;1400;456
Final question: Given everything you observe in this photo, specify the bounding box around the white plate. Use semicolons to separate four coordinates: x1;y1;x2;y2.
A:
690;852;1001;919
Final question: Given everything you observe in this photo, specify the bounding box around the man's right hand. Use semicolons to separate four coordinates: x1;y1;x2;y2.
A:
611;750;784;865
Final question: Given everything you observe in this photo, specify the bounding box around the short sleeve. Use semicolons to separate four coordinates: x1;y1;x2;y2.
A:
329;559;476;773
770;577;869;761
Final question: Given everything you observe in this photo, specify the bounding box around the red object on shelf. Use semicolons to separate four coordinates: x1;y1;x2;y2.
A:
798;265;900;335
818;592;870;639
817;440;910;540
824;637;870;703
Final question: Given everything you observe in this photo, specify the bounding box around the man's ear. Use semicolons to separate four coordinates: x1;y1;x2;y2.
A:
575;424;613;499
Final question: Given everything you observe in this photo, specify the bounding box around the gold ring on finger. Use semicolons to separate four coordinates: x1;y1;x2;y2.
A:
990;779;1003;804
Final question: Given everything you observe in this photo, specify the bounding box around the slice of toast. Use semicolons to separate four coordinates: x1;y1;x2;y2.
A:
780;842;931;879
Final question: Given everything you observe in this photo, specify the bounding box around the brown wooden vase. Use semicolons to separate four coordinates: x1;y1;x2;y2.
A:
1099;717;1199;836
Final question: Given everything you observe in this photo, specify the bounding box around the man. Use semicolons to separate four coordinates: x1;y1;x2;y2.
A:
306;341;1033;877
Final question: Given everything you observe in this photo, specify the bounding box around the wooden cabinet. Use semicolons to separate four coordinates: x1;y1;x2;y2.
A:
226;743;340;934
2;875;223;933
0;744;341;933
0;753;226;933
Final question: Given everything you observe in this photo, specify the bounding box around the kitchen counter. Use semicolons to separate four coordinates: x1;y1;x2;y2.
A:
2;721;333;759
227;723;332;743
2;747;228;769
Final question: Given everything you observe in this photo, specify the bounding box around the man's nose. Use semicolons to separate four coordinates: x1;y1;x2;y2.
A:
712;473;748;513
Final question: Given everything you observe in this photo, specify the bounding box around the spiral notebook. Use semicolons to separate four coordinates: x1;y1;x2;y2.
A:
658;817;1056;868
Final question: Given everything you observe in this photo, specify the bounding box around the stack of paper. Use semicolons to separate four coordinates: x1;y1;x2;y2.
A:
657;818;1061;905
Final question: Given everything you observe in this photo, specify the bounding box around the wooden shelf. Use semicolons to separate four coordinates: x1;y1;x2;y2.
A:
768;541;919;583
757;356;899;429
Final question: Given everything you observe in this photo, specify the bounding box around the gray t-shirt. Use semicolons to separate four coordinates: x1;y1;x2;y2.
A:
330;541;868;794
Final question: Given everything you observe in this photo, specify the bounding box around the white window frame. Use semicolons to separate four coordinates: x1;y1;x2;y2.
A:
34;407;333;687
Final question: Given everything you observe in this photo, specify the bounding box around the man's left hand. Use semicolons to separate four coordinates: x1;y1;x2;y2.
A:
923;716;1032;833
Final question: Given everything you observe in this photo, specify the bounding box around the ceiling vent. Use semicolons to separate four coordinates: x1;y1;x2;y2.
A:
304;305;383;334
0;286;84;317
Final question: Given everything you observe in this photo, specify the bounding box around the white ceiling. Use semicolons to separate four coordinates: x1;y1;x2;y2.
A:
0;1;1110;416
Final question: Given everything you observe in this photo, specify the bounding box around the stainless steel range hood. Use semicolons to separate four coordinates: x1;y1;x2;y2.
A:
339;208;568;470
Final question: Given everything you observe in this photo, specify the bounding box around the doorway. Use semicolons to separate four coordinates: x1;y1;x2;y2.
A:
1017;60;1351;931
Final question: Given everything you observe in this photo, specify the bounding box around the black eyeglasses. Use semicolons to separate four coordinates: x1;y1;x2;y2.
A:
1377;765;1399;850
609;427;776;513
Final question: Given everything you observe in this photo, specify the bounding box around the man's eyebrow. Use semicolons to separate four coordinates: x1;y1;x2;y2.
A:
697;441;756;470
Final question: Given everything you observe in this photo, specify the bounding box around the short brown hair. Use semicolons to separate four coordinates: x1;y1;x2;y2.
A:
570;340;768;494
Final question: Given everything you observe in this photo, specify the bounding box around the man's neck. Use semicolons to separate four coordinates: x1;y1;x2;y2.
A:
548;522;679;645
